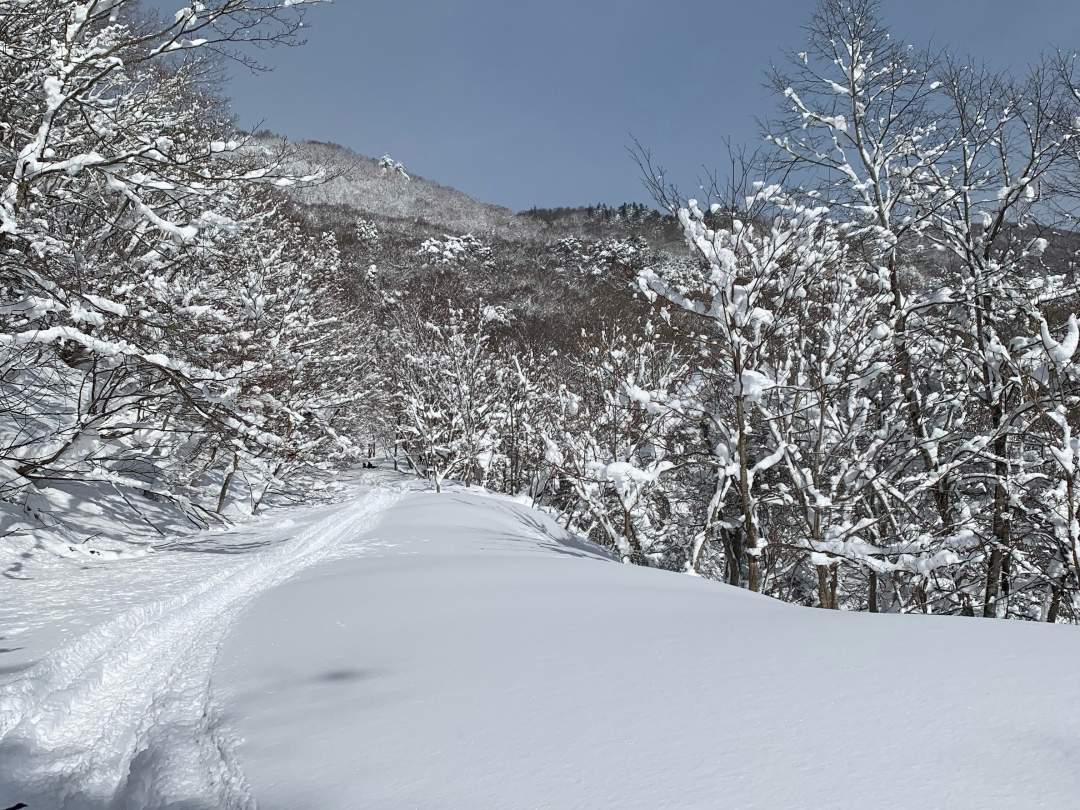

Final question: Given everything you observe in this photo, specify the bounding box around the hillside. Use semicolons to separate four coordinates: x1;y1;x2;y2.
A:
3;475;1079;809
253;133;680;245
252;135;548;240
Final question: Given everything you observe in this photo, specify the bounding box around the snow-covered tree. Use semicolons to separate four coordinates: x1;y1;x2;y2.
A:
393;303;514;493
0;0;345;516
545;323;690;564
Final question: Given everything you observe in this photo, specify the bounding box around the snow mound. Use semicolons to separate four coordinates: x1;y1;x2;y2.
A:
214;489;1080;810
5;483;1079;809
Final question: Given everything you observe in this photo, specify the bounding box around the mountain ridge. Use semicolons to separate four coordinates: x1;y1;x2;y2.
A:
256;133;679;244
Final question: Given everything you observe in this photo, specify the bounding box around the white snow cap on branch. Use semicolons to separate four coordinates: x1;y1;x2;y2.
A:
1040;314;1079;365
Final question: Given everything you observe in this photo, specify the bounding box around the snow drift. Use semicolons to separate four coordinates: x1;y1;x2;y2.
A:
2;477;1078;808
217;487;1080;810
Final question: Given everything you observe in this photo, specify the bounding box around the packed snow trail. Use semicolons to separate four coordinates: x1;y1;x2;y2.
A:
0;486;400;810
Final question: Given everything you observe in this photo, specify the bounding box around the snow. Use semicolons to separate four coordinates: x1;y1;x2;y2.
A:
739;368;775;402
1040;313;1079;364
0;476;401;809
3;474;1080;809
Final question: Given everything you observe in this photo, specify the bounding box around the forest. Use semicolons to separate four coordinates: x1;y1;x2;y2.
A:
2;0;1080;623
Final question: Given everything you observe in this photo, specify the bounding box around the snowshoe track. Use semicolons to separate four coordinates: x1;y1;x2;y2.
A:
0;488;398;810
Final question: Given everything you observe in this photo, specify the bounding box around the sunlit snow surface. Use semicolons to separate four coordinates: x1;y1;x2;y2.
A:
224;486;1080;809
3;472;1080;809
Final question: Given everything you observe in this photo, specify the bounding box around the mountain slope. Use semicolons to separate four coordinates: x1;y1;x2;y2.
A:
255;134;681;244
253;135;551;240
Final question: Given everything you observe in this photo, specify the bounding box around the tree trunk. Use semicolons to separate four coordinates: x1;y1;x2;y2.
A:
733;361;761;593
913;581;929;614
747;555;760;593
1046;581;1063;623
216;453;239;514
816;564;831;609
983;430;1010;618
722;528;743;587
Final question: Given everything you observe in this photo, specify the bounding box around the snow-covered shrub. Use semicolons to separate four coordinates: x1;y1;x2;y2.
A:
544;323;691;565
418;233;493;266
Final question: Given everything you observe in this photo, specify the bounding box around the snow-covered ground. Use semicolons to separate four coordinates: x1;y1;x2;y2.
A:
3;473;1080;809
0;472;404;808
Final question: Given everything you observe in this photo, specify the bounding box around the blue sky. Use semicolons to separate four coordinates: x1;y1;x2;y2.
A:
146;1;1080;210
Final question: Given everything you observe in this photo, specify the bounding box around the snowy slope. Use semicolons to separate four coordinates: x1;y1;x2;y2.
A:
220;487;1080;810
256;136;550;240
3;475;1080;809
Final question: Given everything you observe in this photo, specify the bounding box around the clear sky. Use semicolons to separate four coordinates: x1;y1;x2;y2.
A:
145;0;1080;210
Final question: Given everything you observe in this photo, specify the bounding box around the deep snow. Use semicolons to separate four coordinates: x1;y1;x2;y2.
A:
218;488;1080;809
0;476;402;808
3;474;1080;809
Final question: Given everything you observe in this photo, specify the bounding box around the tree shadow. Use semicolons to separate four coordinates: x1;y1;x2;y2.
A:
316;668;377;683
230;668;382;713
161;537;277;555
444;495;612;561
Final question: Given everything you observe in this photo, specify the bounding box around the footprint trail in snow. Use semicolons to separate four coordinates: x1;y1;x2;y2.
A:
0;486;399;810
